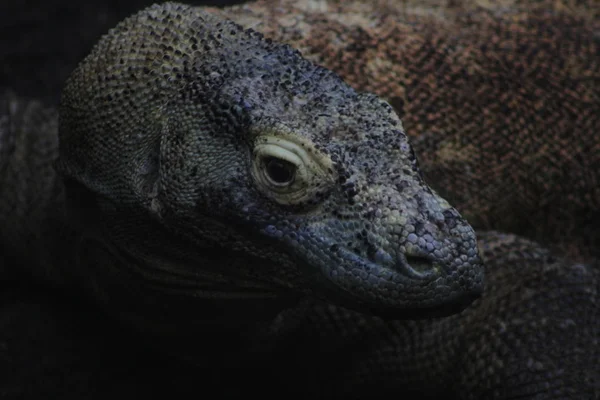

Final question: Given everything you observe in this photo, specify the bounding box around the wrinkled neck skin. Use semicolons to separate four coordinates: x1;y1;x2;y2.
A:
1;160;295;364
77;248;299;365
62;181;302;365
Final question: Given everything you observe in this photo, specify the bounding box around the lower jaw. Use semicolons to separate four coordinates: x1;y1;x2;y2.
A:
313;276;481;320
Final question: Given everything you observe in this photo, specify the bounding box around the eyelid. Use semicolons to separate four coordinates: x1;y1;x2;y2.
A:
255;143;304;168
253;134;334;173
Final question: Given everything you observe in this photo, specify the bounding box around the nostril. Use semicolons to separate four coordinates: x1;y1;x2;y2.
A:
401;254;440;279
366;246;441;280
405;255;435;274
406;255;435;274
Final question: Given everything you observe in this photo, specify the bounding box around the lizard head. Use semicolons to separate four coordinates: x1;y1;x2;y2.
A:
57;3;483;318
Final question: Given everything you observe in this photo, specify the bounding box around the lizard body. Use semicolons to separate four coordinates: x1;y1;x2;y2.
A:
3;0;483;352
0;213;597;398
0;1;598;398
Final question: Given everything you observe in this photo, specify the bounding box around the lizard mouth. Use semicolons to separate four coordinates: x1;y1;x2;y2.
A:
255;220;484;318
305;241;484;319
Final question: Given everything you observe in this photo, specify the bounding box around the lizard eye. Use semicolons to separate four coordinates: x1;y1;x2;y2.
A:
254;141;305;195
251;135;335;205
264;157;296;186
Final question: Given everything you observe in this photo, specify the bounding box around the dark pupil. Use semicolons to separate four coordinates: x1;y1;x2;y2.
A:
265;157;295;184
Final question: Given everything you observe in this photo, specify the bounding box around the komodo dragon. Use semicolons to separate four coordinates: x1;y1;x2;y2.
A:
0;2;598;399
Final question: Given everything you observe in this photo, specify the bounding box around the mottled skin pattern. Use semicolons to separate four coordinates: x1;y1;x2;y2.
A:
212;0;600;260
269;232;598;399
0;1;598;399
56;2;484;319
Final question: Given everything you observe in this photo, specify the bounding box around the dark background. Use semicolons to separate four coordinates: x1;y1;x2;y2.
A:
1;0;246;104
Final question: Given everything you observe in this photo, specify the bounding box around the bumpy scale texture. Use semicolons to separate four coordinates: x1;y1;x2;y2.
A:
212;0;600;260
0;1;597;399
267;232;599;399
57;2;483;318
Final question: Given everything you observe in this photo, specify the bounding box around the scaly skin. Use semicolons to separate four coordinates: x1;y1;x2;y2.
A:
213;0;600;260
1;1;483;366
0;2;597;399
0;216;597;398
267;232;599;399
54;2;483;322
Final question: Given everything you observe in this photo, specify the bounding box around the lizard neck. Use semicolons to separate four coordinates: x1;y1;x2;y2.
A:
80;242;300;365
72;232;301;365
62;180;301;364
